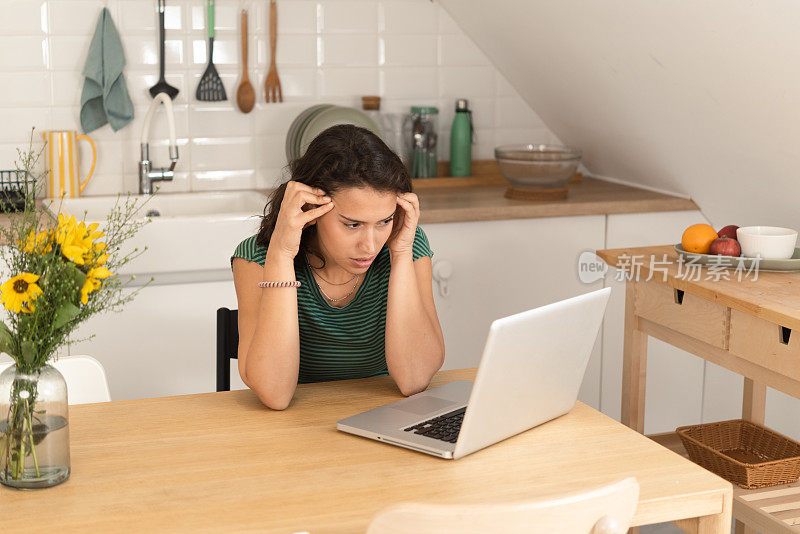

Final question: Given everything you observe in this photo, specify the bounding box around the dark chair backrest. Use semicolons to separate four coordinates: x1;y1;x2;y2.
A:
216;307;239;392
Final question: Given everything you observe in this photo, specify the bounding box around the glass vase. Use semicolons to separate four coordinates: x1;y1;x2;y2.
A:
0;364;70;489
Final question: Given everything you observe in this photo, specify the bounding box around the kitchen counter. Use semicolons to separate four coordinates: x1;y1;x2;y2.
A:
414;176;698;224
0;176;696;231
0;200;49;237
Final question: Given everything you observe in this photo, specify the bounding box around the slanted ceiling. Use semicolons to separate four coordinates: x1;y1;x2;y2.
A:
440;0;800;230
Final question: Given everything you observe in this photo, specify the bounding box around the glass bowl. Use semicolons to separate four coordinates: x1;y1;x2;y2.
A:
495;144;582;189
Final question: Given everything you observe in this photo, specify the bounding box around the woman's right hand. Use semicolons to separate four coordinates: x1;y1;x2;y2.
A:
270;181;333;259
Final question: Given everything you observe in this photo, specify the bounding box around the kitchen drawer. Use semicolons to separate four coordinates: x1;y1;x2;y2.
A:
729;309;800;379
634;281;729;349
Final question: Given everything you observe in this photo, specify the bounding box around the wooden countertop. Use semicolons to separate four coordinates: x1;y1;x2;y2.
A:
415;176;698;224
2;368;731;532
597;244;800;331
5;176;696;231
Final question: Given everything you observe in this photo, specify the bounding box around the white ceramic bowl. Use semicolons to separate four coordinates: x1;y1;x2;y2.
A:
736;226;798;259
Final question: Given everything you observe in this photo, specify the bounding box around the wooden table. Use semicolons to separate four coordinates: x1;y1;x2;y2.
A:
3;369;730;533
597;244;800;533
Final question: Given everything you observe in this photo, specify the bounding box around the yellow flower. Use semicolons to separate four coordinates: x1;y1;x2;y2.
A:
0;273;43;314
83;240;109;267
80;266;112;305
54;214;89;265
20;229;53;254
74;221;104;252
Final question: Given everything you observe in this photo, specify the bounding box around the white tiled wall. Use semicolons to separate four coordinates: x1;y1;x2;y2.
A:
0;0;558;196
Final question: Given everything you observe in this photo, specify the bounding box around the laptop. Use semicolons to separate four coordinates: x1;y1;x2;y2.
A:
337;287;611;459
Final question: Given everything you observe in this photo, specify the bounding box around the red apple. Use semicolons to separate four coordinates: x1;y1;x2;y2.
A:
717;225;739;240
709;236;741;257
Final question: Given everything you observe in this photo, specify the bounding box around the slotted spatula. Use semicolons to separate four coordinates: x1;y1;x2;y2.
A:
149;0;179;99
196;0;227;102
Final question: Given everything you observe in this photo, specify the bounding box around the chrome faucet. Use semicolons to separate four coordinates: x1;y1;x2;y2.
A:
139;92;179;194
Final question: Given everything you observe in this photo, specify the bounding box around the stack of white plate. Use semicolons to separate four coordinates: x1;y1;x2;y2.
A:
285;105;382;162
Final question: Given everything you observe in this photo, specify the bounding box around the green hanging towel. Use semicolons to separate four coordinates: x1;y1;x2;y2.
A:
80;7;134;134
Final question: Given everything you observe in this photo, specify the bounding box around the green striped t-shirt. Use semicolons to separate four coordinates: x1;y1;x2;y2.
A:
231;226;434;384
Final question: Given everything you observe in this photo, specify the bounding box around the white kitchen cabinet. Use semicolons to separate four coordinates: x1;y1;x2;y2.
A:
64;208;744;430
67;215;606;404
422;215;606;409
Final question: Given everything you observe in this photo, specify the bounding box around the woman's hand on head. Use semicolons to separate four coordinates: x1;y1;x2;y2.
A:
271;181;334;259
388;192;420;256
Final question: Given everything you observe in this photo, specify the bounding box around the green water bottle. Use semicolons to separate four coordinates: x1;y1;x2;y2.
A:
449;99;473;177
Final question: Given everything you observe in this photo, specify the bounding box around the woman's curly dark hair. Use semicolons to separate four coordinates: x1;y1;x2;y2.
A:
256;124;412;268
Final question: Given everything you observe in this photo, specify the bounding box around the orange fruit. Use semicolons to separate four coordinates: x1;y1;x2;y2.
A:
682;224;718;254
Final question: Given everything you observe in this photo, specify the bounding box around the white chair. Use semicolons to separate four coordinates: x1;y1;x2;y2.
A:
0;355;111;404
366;477;639;534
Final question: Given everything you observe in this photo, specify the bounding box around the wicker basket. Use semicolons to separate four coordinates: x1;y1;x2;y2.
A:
676;419;800;489
0;170;34;213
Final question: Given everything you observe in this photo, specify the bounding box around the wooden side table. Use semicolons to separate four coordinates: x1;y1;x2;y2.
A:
597;245;800;534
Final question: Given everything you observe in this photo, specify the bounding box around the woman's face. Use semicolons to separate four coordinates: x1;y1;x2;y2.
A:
312;186;398;273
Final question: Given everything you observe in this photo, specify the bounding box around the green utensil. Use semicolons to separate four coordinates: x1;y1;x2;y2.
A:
196;0;227;102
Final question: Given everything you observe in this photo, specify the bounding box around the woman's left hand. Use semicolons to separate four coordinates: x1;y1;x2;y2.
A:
388;192;420;256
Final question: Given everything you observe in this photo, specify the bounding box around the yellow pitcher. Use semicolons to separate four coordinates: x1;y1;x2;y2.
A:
42;130;96;198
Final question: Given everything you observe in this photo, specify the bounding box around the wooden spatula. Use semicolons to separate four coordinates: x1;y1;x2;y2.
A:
236;10;255;113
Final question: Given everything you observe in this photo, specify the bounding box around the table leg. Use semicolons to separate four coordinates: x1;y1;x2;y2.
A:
734;378;765;533
623;281;647;534
622;280;648;433
674;490;732;533
742;378;766;425
699;490;732;534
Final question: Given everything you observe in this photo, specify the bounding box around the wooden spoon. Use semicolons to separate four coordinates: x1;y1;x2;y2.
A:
236;10;255;113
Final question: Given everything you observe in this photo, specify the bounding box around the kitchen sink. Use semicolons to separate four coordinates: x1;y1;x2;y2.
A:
46;191;267;276
53;190;266;220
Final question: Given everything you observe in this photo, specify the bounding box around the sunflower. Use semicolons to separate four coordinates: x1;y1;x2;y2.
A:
74;221;104;252
53;214;90;265
20;229;53;254
80;266;112;305
0;273;43;314
83;240;109;267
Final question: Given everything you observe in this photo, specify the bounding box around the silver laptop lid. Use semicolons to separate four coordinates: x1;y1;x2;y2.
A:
453;287;611;459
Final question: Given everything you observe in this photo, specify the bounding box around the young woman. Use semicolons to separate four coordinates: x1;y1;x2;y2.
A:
231;125;445;410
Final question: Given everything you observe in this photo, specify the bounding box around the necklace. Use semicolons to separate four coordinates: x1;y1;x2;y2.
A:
314;272;359;302
304;253;359;302
304;253;357;286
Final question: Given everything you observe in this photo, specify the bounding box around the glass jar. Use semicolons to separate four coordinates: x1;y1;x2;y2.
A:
361;96;412;165
407;106;439;178
378;113;412;165
0;364;70;489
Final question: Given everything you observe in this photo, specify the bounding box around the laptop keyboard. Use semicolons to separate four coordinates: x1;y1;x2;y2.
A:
403;406;466;444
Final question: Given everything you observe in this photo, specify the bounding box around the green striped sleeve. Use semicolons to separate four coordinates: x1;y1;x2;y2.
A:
231;235;268;268
412;226;434;261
